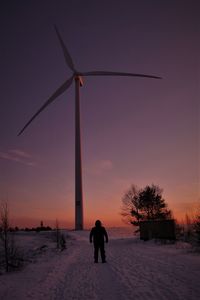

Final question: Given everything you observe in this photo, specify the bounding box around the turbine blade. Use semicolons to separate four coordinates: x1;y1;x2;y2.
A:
54;25;76;72
18;76;74;136
81;71;161;79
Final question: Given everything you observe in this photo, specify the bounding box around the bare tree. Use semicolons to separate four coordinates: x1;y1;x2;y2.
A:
0;201;9;271
193;206;200;245
55;219;60;249
121;184;141;225
54;219;66;251
0;201;23;272
184;214;193;242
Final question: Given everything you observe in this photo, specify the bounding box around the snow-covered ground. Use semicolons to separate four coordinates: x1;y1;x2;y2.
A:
0;228;200;300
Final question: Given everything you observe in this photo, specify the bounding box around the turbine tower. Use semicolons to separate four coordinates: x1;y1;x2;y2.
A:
18;25;161;230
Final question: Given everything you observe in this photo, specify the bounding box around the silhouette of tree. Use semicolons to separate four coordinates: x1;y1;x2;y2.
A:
54;219;66;250
121;184;141;225
193;207;200;245
121;184;172;226
55;219;60;249
0;201;9;271
0;202;23;272
184;214;193;242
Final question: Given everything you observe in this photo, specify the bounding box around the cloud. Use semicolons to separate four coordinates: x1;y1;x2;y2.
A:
0;149;35;167
9;149;32;158
86;159;113;175
99;160;113;170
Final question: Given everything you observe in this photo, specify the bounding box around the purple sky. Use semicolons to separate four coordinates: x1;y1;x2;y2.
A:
0;1;199;228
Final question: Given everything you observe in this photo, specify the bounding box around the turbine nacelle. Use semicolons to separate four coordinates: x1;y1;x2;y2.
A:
75;75;84;87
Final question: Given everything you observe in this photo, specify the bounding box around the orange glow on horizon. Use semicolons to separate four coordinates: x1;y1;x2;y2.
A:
10;201;199;229
8;186;199;229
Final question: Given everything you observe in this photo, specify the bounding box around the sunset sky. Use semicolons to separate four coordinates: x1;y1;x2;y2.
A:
0;1;199;228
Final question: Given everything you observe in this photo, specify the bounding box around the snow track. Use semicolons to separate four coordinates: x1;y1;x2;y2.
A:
0;230;200;299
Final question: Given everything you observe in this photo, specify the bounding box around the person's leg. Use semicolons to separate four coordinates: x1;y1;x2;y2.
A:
94;244;99;262
100;243;106;262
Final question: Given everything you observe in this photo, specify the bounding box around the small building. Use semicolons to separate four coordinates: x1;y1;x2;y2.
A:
139;219;176;241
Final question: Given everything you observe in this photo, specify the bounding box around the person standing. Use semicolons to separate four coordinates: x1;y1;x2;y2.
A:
90;220;108;263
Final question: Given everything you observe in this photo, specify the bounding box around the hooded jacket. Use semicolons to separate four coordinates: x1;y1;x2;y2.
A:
90;220;108;244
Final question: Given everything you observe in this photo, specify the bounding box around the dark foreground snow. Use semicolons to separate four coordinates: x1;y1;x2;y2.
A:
0;229;200;300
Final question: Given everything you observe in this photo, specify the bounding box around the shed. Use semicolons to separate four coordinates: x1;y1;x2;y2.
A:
139;219;176;241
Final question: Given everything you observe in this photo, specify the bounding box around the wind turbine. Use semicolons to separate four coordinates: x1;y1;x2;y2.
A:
18;25;161;230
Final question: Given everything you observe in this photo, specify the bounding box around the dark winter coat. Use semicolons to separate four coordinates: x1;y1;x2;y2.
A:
90;226;108;245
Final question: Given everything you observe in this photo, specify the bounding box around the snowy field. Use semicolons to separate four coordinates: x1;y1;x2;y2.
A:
0;227;200;300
